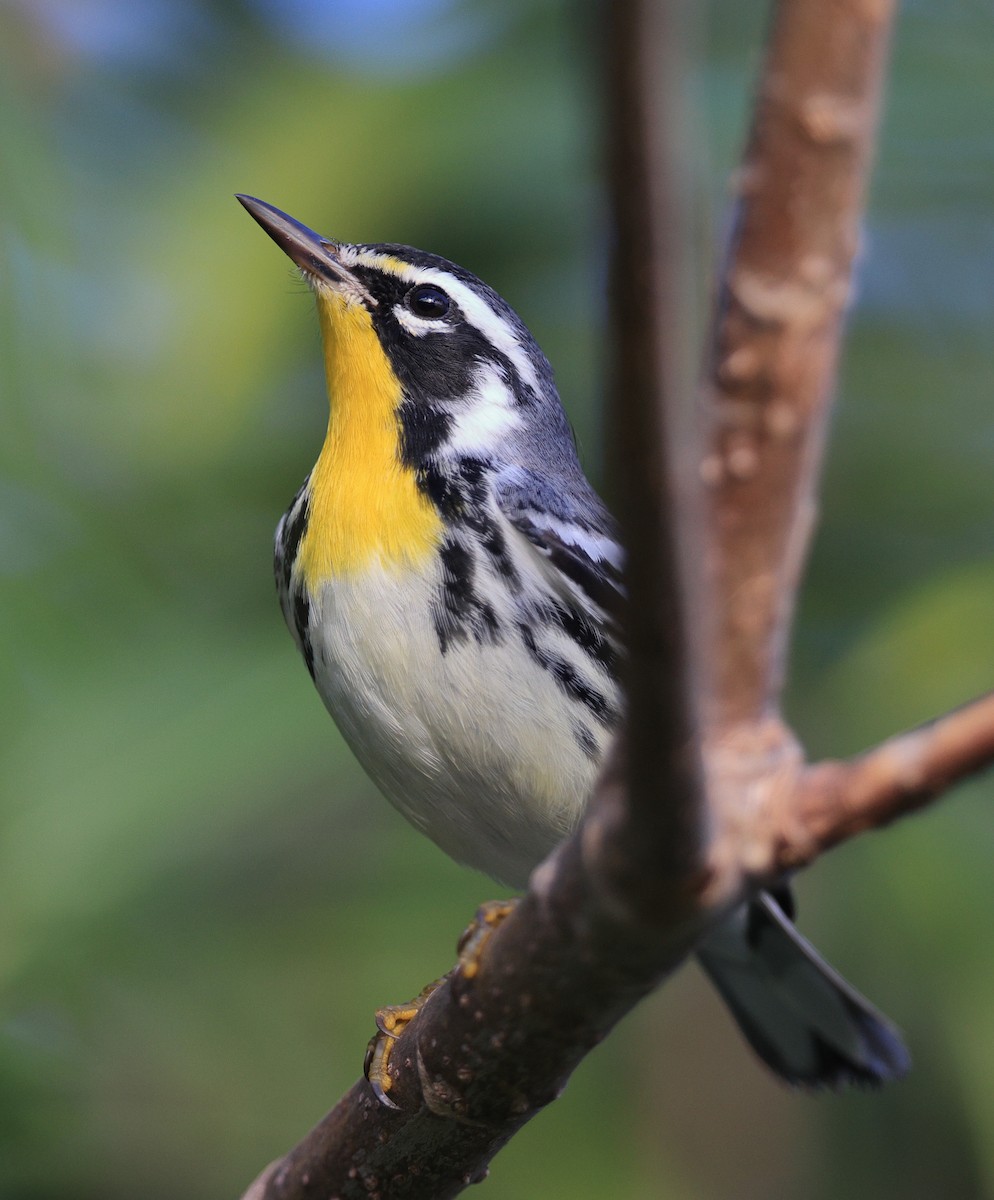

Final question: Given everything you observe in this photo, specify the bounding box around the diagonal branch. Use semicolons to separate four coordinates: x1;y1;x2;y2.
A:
700;0;897;734
242;688;994;1200
242;836;714;1200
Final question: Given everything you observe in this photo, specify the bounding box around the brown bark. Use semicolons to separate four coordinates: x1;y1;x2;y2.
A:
243;836;712;1200
603;0;704;905
701;0;897;734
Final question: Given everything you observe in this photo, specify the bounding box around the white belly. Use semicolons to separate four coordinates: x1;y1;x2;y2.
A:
306;558;612;887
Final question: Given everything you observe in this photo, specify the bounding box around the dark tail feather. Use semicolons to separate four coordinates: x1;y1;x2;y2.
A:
696;892;911;1088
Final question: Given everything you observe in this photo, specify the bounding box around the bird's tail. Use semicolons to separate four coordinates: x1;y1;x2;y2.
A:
696;892;911;1088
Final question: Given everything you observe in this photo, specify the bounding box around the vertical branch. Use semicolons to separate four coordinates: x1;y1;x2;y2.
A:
603;0;704;900
701;0;896;735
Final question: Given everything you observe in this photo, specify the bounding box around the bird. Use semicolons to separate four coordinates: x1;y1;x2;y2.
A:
237;193;910;1089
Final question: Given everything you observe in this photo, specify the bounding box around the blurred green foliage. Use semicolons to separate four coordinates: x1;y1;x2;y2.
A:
1;1;993;1196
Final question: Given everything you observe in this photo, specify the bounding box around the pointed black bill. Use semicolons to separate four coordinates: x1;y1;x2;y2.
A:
236;195;367;299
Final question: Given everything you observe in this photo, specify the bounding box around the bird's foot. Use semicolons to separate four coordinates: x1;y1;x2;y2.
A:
363;899;518;1108
364;979;441;1108
456;899;518;980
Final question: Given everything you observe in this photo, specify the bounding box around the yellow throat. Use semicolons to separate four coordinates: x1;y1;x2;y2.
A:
295;290;443;587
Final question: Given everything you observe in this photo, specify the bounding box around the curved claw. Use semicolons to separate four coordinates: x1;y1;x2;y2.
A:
363;983;440;1108
364;1029;401;1109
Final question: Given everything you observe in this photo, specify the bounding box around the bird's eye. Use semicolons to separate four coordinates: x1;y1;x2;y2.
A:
406;284;450;319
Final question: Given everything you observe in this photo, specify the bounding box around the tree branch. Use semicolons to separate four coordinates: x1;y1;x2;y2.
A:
244;688;994;1200
243;832;713;1200
603;0;703;902
703;691;994;889
783;691;994;870
700;0;897;734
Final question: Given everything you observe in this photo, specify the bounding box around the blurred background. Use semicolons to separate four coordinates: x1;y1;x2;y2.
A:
2;0;993;1196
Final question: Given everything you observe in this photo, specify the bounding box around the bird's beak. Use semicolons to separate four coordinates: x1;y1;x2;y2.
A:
236;194;375;305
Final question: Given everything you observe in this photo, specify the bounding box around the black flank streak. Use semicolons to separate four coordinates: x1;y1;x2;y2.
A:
446;460;519;585
453;457;490;513
276;488;310;595
413;457;519;590
433;538;503;653
478;519;518;584
541;599;617;673
517;622;618;728
274;486;315;679
432;607;461;655
549;659;614;725
293;590;316;679
546;541;626;625
477;599;500;639
440;540;475;614
458;457;488;490
417;463;465;520
509;513;624;623
572;722;599;761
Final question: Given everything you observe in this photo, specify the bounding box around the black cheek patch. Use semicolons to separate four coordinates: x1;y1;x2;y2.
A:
377;315;483;402
398;399;452;466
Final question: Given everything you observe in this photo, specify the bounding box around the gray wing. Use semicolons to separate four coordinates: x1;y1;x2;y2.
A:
493;467;626;637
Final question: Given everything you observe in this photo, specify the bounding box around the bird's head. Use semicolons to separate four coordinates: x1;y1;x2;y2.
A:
236;195;571;474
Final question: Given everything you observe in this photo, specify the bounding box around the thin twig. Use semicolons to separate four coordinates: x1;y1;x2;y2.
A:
780;691;994;870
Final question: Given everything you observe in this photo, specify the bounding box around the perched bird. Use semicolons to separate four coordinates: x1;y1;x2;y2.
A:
238;194;910;1088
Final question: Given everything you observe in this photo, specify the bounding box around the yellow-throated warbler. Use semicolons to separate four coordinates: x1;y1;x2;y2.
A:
238;194;909;1088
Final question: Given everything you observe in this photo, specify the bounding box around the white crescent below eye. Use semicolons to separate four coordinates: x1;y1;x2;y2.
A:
392;303;455;337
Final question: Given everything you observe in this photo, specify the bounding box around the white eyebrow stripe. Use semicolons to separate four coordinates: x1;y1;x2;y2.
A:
348;249;542;398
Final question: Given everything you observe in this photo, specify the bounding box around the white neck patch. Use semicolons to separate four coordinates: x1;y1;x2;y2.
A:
443;362;524;457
